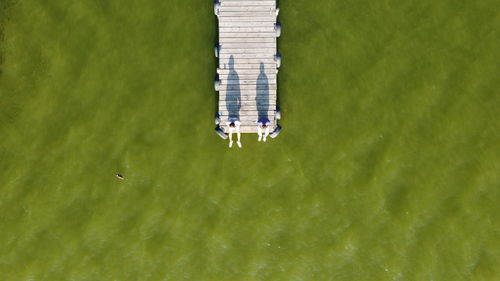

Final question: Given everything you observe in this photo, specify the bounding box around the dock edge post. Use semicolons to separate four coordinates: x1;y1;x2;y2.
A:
214;1;220;16
214;76;221;91
275;22;281;37
215;126;228;139
274;52;281;68
270;125;282;138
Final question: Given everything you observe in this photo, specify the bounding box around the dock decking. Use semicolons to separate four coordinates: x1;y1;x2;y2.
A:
215;0;280;134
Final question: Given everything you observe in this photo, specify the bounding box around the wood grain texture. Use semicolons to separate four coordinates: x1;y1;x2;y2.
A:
217;0;279;134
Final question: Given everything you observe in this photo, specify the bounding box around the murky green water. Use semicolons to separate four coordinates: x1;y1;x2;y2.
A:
0;0;498;280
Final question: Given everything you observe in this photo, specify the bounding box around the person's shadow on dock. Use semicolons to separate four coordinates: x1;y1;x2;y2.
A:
226;55;241;120
256;62;269;120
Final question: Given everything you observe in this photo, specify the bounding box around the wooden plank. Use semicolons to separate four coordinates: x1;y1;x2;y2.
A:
218;119;276;125
218;67;276;72
218;118;276;124
218;108;276;114
218;112;276;119
219;94;276;100
218;98;278;104
218;95;277;101
218;68;277;75
220;1;275;7
219;90;277;95
219;93;277;97
219;88;277;93
221;70;276;76
221;0;275;1
218;98;277;105
218;64;277;70
220;0;274;3
218;74;277;80
218;116;276;122
221;79;276;87
219;107;275;112
219;53;275;59
218;62;278;69
218;21;275;27
219;115;276;120
218;84;277;90
219;120;275;124
219;99;277;105
219;32;276;37
220;4;274;8
218;57;276;64
219;112;276;118
218;24;275;29
221;76;276;82
219;78;277;84
218;113;276;120
219;100;276;106
222;105;277;111
219;7;276;12
220;27;276;33
219;37;275;43
220;42;275;48
219;11;277;17
222;0;274;1
219;17;276;22
219;47;276;52
219;71;278;78
218;71;277;77
223;128;274;134
220;92;277;98
219;74;274;80
223;129;268;134
219;32;276;38
231;124;275;128
219;88;276;93
219;36;276;42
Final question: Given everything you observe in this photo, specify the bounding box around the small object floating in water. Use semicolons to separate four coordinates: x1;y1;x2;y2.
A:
116;174;124;180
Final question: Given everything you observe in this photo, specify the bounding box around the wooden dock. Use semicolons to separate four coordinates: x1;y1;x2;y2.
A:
215;0;280;134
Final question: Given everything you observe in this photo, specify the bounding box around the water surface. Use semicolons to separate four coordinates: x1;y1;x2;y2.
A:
0;0;498;280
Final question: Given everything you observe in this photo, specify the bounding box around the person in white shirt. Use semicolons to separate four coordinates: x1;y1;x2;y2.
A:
226;119;242;148
257;117;270;142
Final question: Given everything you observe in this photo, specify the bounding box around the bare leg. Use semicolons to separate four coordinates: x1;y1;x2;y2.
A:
237;132;242;148
258;127;263;141
263;127;270;142
228;132;233;147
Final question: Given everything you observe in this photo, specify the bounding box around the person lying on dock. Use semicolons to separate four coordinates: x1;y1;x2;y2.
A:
257;117;270;142
226;119;242;148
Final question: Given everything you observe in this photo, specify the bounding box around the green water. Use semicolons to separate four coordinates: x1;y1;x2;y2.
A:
0;0;498;280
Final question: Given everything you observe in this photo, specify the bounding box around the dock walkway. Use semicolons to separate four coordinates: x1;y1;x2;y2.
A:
215;0;280;134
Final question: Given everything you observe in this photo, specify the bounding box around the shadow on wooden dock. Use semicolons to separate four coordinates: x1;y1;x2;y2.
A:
256;62;269;120
225;55;241;120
